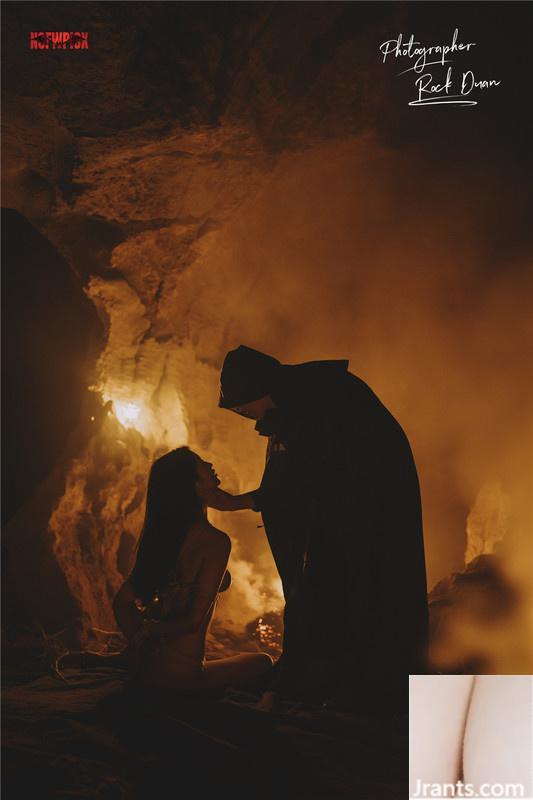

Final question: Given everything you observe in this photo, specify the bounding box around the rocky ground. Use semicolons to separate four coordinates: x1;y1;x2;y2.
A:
3;657;407;800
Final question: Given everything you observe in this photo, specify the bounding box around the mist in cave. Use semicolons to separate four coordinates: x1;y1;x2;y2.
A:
2;4;533;799
2;1;532;672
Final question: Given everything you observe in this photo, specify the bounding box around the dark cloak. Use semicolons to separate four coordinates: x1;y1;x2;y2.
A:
247;359;429;710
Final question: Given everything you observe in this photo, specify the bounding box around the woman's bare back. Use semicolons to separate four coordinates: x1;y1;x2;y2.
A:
159;521;230;660
120;520;272;691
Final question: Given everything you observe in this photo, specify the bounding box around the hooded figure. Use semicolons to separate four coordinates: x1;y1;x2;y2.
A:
219;345;428;714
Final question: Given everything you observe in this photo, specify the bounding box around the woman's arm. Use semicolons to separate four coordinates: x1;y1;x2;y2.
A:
113;579;144;640
157;535;231;636
204;487;258;512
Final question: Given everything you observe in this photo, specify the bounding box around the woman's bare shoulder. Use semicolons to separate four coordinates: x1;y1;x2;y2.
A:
204;524;231;553
183;522;231;556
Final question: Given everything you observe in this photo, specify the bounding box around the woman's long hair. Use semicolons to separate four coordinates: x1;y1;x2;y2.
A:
130;447;201;603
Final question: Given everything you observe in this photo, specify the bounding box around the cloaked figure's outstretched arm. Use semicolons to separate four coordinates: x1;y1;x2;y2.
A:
203;487;259;512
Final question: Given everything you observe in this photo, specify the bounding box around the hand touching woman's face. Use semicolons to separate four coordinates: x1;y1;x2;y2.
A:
194;457;221;498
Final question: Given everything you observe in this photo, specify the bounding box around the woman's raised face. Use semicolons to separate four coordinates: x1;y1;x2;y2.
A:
195;456;221;492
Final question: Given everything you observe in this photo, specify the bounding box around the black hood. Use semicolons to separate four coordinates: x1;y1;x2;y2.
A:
219;345;281;409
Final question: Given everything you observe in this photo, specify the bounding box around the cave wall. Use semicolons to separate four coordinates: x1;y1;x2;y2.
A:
1;208;104;637
2;209;104;521
2;2;532;650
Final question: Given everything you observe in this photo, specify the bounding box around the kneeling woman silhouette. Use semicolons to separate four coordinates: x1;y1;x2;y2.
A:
113;447;273;690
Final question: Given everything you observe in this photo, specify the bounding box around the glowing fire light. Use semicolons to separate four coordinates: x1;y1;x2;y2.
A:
113;401;141;428
248;611;283;654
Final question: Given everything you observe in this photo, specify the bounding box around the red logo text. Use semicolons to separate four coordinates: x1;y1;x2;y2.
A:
30;32;89;50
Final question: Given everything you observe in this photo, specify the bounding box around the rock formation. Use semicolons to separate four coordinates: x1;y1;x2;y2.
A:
2;4;531;667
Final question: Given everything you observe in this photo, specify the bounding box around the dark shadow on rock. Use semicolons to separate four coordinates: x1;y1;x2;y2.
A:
1;207;104;639
1;207;103;522
3;664;407;799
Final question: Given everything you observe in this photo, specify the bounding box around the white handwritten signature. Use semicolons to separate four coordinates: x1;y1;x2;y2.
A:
379;28;501;107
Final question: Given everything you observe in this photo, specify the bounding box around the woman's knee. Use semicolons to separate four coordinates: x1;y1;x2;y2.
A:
238;652;274;675
253;652;274;673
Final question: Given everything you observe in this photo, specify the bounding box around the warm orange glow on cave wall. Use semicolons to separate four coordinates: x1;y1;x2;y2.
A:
45;132;531;667
48;272;284;643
